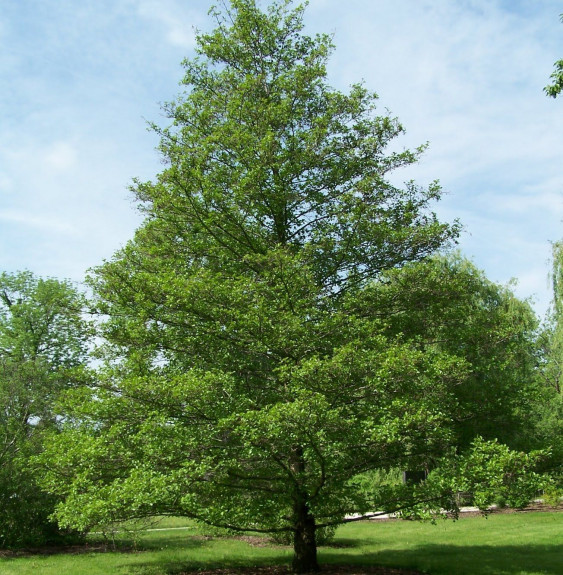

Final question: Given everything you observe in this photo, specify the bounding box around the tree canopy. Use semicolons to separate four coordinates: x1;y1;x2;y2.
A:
40;1;548;571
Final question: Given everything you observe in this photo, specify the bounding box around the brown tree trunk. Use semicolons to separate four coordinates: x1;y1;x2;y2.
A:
292;499;319;573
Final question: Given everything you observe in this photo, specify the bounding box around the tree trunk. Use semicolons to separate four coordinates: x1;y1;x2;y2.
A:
292;499;319;573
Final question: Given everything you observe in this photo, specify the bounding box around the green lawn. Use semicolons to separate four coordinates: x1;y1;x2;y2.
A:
325;512;562;574
0;512;561;575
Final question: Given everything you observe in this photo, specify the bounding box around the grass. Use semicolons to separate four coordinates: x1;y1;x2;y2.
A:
0;518;292;575
324;512;562;574
0;512;561;575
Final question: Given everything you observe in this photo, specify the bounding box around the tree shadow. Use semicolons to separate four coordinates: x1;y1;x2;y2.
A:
118;535;292;575
322;543;562;575
125;554;292;575
0;533;212;560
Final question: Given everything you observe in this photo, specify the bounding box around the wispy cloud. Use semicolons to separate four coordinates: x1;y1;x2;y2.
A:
136;0;201;48
1;0;562;316
0;210;76;234
305;0;563;314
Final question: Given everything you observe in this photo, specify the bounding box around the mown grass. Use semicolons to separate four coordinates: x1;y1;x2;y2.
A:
0;512;561;575
325;511;562;574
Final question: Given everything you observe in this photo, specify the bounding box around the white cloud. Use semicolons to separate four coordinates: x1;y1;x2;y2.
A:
308;0;563;317
135;0;200;48
1;0;562;318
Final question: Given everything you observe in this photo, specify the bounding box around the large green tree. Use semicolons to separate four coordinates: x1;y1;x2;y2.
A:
41;1;546;571
0;271;90;547
364;254;540;452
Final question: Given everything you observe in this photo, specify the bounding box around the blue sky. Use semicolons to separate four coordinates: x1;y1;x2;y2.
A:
1;0;562;316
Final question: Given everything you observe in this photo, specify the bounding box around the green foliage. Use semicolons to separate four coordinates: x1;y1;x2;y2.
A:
0;360;59;547
436;438;547;512
532;242;563;480
39;1;546;571
0;271;89;367
350;468;403;497
363;254;540;451
0;271;91;547
544;14;563;98
541;240;563;395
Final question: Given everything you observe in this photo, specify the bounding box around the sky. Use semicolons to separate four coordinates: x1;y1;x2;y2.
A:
1;0;562;317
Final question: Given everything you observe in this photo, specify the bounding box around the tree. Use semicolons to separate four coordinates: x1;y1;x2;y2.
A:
544;14;563;98
538;241;563;396
40;2;546;571
363;254;540;452
533;242;563;480
0;271;90;547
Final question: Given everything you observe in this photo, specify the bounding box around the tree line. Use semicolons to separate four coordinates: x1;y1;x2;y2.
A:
2;2;561;572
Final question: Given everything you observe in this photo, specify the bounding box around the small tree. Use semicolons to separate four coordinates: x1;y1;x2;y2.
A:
41;2;546;571
0;271;90;547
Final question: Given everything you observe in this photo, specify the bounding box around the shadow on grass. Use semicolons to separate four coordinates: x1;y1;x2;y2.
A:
116;534;292;575
125;553;292;575
0;534;210;560
322;544;563;575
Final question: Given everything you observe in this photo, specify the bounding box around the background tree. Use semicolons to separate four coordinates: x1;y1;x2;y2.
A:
0;271;90;547
545;241;563;394
361;254;540;451
545;14;563;98
41;1;547;571
533;242;563;483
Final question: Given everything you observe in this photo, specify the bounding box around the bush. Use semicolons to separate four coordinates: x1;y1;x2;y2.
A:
0;466;83;548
